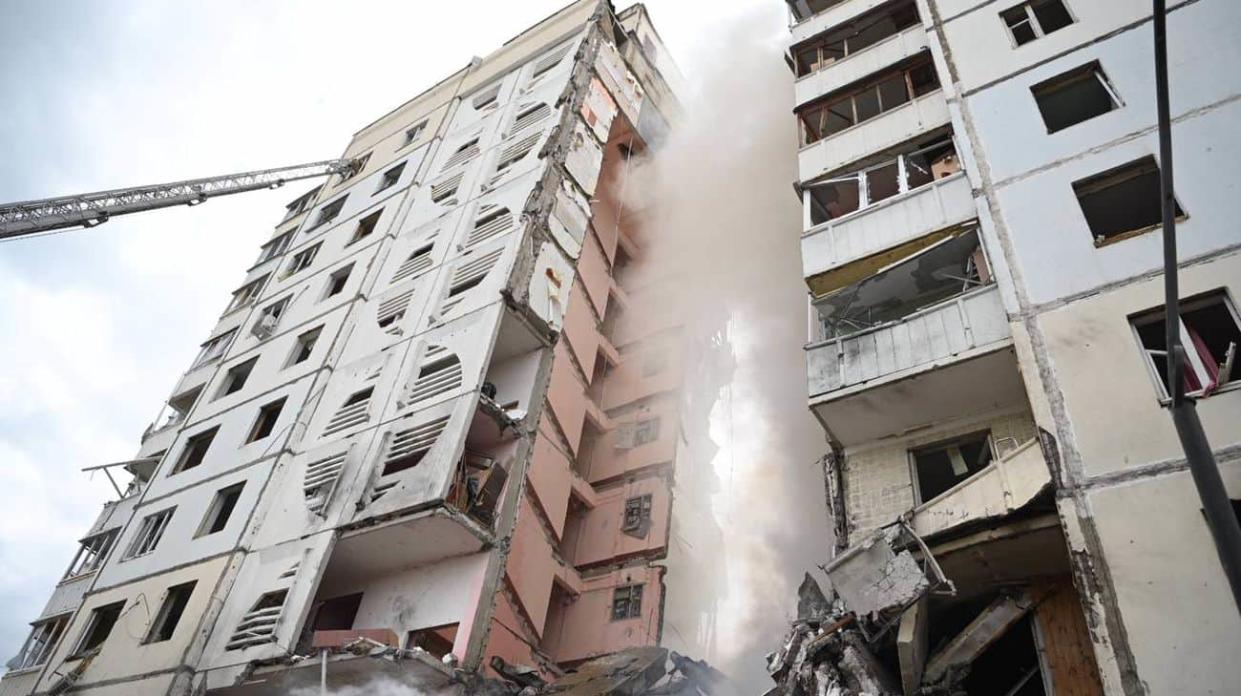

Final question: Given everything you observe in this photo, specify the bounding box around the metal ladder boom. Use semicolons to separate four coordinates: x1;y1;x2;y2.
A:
0;158;358;240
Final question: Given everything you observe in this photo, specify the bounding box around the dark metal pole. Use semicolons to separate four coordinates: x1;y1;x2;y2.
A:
1153;0;1241;613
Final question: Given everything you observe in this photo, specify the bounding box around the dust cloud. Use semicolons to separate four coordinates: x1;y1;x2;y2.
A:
617;5;834;692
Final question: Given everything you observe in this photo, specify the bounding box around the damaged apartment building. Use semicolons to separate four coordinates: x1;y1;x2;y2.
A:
1;2;729;694
785;0;1241;694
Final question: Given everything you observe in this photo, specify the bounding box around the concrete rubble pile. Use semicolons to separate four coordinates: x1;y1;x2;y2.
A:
469;648;737;696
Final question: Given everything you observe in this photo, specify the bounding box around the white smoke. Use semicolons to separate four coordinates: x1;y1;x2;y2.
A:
618;5;834;693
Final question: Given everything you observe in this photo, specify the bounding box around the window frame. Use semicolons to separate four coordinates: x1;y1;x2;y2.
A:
63;528;120;581
246;398;287;443
196;482;246;537
123;508;176;560
285;243;322;277
907;430;996;506
1072;156;1186;246
1130;290;1241;401
68;601;127;659
797;57;940;146
375;163;405;194
193;329;238;369
287;325;324;367
610;584;644;621
791;1;920;77
310;197;347;230
217;356;260;399
11;614;71;671
172;426;219;474
1030;61;1122;134
142;581;197;644
225;274;269;315
621;494;653;532
1000;0;1075;47
403;121;428;148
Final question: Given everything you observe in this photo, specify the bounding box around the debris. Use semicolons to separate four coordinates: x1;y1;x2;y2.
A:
821;529;928;620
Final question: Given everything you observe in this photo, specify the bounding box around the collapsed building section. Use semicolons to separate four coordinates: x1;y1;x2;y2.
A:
0;4;730;696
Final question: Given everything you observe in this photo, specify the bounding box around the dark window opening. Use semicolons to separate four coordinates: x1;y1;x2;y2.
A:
383;450;427;476
406;624;457;659
72;601;126;657
219;357;259;398
311;593;363;632
377;164;405;193
287;244;321;275
312;197;347;229
912;432;994;503
962;613;1046;695
145;581;196;643
1032;62;1120;133
611;585;643;621
174;427;219;474
343;387;373;408
349;210;382;245
1132;291;1241;397
622;494;653;534
247;398;286;443
199;482;245;536
253;590;288;611
326;264;353;298
289;326;323;366
1001;0;1073;46
1073;156;1183;244
404;122;427;147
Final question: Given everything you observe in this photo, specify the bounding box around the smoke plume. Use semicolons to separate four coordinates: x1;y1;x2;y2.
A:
618;5;833;692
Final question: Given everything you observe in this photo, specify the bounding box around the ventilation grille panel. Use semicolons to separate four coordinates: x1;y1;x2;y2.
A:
466;206;514;248
324;394;371;437
407;351;463;406
385;416;450;467
303;452;347;515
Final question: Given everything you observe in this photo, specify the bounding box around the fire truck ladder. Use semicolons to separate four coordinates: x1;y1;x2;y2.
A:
0;158;359;240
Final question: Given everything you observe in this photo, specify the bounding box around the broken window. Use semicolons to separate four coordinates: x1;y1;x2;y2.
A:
962;613;1047;696
1031;62;1121;133
324;263;353;299
1001;0;1074;46
252;296;290;339
814;229;987;339
634;417;661;446
376;163;405;193
287;326;323;367
64;529;119;580
911;432;994;504
226;590;287;650
256;231;294;265
310;196;347;229
406;625;456;659
377;287;415;332
218;357;259;398
806;138;958;225
282;186;321;222
197;482;245;537
793;2;919;76
70;601;125;658
611;584;643;621
12;615;69;670
1132;290;1241;398
124;508;175;559
286;243;321;277
348;210;382;246
247;398;286;443
173;427;218;474
1073;156;1183;244
403;121;427;148
798;58;940;145
622;494;653;534
311;593;362;632
226;275;268;314
144;581;196;643
339;153;370;183
194;329;237;368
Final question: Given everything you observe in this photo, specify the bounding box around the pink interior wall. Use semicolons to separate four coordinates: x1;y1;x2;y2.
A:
569;476;670;568
577;233;613;316
586;394;678;484
546;341;588;456
526;421;575;538
506;495;559;636
562;283;602;378
548;565;665;664
483;591;541;676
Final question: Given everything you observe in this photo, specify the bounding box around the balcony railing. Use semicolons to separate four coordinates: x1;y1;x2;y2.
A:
807;284;1010;400
802;170;974;282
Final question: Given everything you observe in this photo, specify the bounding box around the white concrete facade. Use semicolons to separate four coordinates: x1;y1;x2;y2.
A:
791;0;1241;693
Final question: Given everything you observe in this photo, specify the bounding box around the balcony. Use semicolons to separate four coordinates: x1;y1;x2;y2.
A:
803;171;974;292
791;0;895;44
910;437;1054;539
799;90;950;185
795;26;930;109
807;284;1022;445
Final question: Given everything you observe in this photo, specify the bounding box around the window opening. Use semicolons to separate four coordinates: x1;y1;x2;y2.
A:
798;58;940;145
1001;0;1074;46
12;615;69;670
622;494;653;535
247;398;286;443
124;508;175;559
288;326;323;366
71;601;125;658
348;210;382;245
1032;62;1121;133
194;329;237;368
611;585;643;621
403;121;427;147
376;163;405;193
805;138;958;225
173;427;219;474
911;432;994;503
286;243;321;277
1132;291;1241;398
198;482;245;536
64;529;119;580
218;357;259;398
1073;156;1183;244
325;264;353;299
144;581;197;643
311;197;347;229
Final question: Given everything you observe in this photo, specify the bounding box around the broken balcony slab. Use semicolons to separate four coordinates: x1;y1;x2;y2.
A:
207;648;456;695
822;528;929;618
909;436;1054;539
927;514;1069;601
921;586;1050;688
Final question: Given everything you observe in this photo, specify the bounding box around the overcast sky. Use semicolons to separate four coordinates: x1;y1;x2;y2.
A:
0;0;801;678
